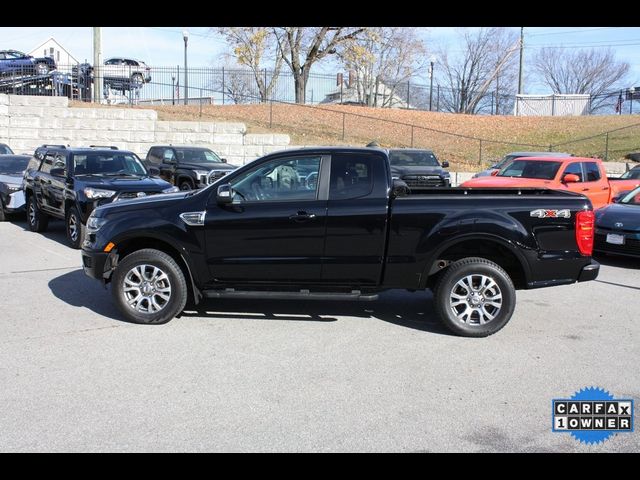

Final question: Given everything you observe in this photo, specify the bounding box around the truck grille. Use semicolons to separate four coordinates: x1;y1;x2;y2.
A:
207;170;231;184
402;175;445;188
115;191;161;201
594;233;640;256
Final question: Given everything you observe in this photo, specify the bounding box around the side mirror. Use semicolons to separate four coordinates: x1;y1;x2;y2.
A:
221;158;227;163
147;166;161;177
563;174;580;183
441;161;449;168
50;167;66;177
612;194;623;203
490;169;500;176
391;178;410;197
216;184;233;204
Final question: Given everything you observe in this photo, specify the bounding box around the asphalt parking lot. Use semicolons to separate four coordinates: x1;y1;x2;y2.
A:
0;217;638;452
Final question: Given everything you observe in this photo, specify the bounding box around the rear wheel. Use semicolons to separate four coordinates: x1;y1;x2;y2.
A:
65;206;85;249
433;257;516;337
35;62;49;75
0;198;6;222
111;248;188;324
27;194;49;232
131;73;144;86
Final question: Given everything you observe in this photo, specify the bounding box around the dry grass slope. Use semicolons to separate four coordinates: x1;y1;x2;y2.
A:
71;101;640;170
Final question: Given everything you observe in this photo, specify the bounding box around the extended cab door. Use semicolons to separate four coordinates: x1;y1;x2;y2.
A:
204;153;328;283
321;151;390;285
559;161;609;209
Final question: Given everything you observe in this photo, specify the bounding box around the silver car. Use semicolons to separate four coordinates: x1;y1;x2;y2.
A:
474;151;572;178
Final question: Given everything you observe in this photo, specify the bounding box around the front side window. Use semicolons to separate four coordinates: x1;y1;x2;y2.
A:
229;156;321;202
562;162;583;181
72;153;147;176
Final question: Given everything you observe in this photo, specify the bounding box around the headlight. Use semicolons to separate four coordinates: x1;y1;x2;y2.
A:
84;187;116;199
86;215;107;232
6;184;22;193
442;172;450;178
162;186;180;194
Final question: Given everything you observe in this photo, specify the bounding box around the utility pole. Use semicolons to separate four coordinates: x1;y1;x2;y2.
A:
93;27;103;103
517;27;524;95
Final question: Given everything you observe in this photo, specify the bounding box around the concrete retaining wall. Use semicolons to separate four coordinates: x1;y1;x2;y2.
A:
0;94;290;165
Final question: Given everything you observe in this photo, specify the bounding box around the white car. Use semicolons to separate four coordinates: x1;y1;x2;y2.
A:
101;58;151;88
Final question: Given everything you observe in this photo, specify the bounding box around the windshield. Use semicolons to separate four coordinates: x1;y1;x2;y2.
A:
175;148;223;163
494;155;519;169
0;156;29;175
620;187;640;205
72;152;148;176
389;151;439;167
0;145;13;155
620;169;640;180
498;160;562;180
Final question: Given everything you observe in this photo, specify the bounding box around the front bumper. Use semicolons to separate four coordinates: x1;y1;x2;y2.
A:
81;248;113;281
6;190;25;211
577;260;600;282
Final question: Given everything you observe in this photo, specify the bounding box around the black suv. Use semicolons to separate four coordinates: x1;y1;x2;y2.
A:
23;145;177;248
144;145;238;191
388;148;450;190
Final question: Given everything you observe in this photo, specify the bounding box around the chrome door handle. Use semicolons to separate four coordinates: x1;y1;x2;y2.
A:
289;211;316;222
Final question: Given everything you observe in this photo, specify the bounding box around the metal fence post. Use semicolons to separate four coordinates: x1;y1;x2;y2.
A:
200;88;203;117
436;85;440;112
270;100;273;129
604;132;609;161
549;144;553;152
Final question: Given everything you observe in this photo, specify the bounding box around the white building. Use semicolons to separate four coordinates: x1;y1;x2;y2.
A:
321;73;410;109
28;38;79;73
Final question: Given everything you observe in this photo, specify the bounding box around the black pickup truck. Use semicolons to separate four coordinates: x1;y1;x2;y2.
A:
81;147;599;337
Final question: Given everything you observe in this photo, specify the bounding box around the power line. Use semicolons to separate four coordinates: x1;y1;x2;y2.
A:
527;27;622;37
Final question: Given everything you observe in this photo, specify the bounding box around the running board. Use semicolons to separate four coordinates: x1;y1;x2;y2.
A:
203;288;379;301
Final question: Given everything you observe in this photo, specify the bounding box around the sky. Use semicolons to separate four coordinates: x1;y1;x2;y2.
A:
1;26;639;94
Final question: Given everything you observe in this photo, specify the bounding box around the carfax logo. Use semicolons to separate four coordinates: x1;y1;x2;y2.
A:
552;387;634;445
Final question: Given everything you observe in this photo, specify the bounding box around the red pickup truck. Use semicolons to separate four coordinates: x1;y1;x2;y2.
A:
461;156;640;209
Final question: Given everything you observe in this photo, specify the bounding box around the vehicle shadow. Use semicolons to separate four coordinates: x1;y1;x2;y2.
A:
48;269;450;335
593;253;640;269
9;216;70;249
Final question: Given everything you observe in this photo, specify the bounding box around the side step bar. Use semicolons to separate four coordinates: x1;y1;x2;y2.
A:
203;288;379;301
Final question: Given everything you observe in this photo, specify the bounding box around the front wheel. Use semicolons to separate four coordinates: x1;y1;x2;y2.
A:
111;248;188;324
0;198;6;222
65;206;85;249
433;257;516;337
179;179;193;191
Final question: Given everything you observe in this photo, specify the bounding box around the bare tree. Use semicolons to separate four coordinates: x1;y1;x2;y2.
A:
437;28;520;114
338;27;426;108
272;27;366;104
211;60;255;104
216;27;284;102
533;47;629;112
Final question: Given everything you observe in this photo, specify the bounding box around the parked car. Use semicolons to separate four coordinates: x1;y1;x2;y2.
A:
473;151;572;178
0;143;14;155
0;154;30;221
81;146;599;337
388;148;450;190
102;58;151;89
618;165;640;180
0;50;56;76
594;186;640;258
23;145;177;248
461;156;640;209
144;145;238;190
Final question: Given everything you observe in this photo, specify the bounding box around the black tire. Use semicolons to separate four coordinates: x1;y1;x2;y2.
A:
179;179;193;191
111;248;188;325
433;257;516;337
0;198;6;222
65;206;85;249
27;194;49;232
131;73;144;86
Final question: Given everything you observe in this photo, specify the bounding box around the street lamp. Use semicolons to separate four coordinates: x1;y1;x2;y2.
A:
183;30;189;106
630;87;635;115
429;56;436;111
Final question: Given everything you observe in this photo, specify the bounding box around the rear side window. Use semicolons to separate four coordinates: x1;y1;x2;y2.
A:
330;154;375;200
583;162;601;182
40;153;55;174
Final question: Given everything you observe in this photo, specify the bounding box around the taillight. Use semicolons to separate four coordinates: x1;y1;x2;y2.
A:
575;210;595;256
